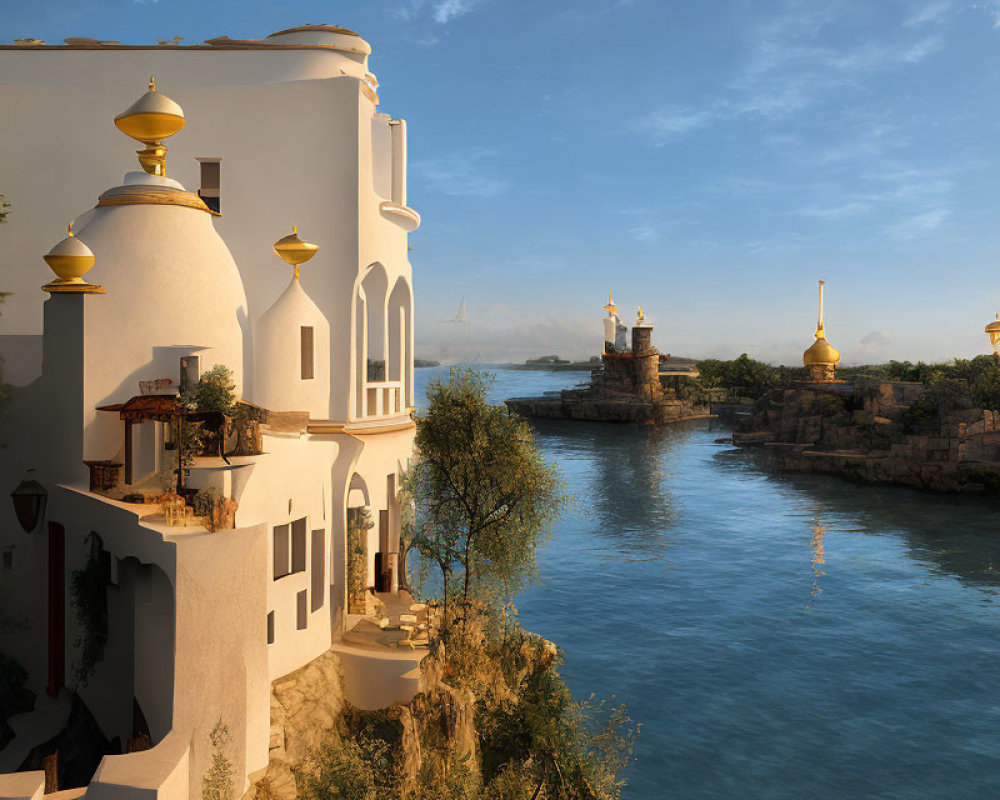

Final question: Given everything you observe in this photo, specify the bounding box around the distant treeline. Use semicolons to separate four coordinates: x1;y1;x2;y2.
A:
696;354;1000;409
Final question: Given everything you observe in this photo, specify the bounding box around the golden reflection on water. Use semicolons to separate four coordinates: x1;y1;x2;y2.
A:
807;511;827;605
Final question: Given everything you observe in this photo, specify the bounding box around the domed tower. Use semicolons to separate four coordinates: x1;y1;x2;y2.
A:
253;227;331;417
803;280;841;382
985;313;1000;356
62;77;249;462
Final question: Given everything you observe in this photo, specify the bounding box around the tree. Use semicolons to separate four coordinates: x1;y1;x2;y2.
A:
202;721;234;800
407;369;565;628
186;364;237;415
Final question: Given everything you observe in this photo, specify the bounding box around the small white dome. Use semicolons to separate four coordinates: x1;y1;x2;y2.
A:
254;277;330;418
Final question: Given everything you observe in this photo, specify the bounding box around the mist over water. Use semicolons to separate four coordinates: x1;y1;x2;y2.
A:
415;367;1000;799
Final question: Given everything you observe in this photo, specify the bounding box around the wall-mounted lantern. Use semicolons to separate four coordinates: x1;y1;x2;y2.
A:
11;471;47;534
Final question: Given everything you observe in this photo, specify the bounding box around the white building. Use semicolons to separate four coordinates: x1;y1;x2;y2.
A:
0;26;421;800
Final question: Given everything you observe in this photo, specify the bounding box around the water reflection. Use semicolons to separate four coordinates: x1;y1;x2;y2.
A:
716;432;1000;591
528;420;697;557
807;511;827;604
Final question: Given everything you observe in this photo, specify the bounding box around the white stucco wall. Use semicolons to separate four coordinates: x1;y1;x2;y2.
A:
253;277;331;418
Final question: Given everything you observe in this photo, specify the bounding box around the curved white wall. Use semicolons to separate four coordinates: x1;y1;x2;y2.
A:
253;276;331;417
76;198;249;461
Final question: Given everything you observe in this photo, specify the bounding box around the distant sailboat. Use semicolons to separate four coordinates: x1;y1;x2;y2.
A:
445;295;470;326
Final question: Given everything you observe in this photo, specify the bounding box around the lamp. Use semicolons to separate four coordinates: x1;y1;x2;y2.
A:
11;471;47;533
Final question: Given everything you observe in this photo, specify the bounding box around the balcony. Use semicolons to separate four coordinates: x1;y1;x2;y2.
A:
365;381;403;418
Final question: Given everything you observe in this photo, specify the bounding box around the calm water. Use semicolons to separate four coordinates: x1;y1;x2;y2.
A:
415;367;1000;799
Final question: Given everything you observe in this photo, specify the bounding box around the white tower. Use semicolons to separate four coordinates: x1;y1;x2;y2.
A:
254;226;331;417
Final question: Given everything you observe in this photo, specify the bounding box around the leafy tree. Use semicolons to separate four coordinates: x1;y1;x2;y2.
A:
186;364;237;415
407;369;565;628
696;354;778;400
202;721;234;800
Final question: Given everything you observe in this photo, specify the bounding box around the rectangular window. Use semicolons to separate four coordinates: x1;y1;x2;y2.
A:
273;524;290;580
291;518;307;574
197;158;221;213
311;530;325;612
296;590;308;630
267;611;275;644
301;327;314;380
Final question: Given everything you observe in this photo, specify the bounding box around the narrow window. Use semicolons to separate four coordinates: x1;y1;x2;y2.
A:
311;530;325;612
291;518;307;574
301;326;315;380
197;158;221;213
296;590;308;630
273;524;290;580
267;611;275;644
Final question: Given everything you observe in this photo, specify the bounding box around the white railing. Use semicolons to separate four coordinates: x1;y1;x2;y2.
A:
364;380;403;418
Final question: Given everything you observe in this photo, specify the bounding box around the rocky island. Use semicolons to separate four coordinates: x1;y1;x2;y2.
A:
734;282;1000;493
506;295;716;424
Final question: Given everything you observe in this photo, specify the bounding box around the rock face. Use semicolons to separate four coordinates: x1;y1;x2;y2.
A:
245;650;346;800
734;380;1000;493
506;351;712;425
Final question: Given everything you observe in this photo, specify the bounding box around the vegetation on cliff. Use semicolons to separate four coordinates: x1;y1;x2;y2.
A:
286;369;636;800
700;354;1000;409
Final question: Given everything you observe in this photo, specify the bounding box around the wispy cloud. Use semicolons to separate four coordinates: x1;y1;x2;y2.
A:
904;1;951;27
433;0;478;24
625;4;945;146
393;0;482;24
413;147;509;198
885;208;950;239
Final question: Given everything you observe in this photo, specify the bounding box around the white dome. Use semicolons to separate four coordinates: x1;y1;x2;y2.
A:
74;189;249;460
254;276;330;418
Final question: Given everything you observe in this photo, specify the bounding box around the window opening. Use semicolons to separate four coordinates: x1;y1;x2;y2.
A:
301;326;314;380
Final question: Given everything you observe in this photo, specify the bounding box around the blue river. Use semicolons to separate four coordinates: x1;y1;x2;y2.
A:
414;366;1000;799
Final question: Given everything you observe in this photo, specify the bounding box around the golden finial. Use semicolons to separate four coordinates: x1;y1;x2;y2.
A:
42;224;104;294
603;291;618;316
114;77;185;177
273;225;319;280
637;305;645;326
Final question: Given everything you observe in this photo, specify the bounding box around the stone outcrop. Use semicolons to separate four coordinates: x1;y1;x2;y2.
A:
734;380;1000;493
245;650;346;800
506;350;713;425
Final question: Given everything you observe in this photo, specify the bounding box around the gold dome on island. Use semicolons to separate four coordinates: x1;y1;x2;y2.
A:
985;313;1000;355
803;280;840;381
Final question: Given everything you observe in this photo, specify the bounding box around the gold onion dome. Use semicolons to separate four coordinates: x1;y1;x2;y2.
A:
803;280;840;366
273;225;319;279
114;76;185;177
986;313;1000;354
42;223;104;294
803;336;842;366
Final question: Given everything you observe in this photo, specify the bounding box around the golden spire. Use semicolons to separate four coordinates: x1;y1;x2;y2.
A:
42;223;105;294
803;280;840;370
637;305;645;326
985;312;1000;356
603;291;618;316
114;76;185;177
815;279;826;338
273;225;319;280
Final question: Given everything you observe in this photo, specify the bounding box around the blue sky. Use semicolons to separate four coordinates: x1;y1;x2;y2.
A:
7;0;1000;364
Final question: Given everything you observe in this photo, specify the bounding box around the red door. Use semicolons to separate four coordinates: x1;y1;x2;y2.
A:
47;522;65;697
